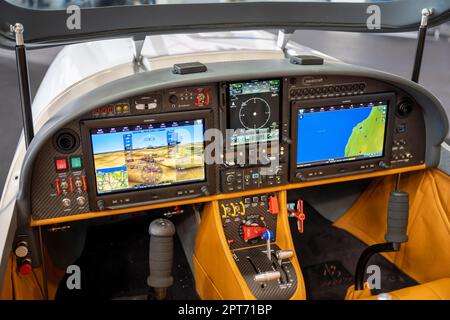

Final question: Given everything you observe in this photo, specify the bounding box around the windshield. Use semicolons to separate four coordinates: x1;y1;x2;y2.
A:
6;0;391;10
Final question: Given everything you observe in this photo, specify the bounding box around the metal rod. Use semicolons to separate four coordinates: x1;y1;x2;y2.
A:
354;242;399;291
395;173;402;191
277;28;295;55
394;8;433;196
38;227;49;300
11;23;34;147
411;8;433;83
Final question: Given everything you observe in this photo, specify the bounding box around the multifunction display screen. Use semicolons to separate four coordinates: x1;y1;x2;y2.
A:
90;119;206;195
227;79;281;146
296;101;388;168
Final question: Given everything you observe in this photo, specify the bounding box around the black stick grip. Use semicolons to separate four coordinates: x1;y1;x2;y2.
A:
147;219;176;289
385;191;409;243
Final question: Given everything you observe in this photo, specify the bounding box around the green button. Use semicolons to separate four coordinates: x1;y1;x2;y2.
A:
70;156;83;170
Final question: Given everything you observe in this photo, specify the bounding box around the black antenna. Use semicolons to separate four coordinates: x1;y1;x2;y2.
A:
11;23;34;147
411;8;433;83
395;8;433;200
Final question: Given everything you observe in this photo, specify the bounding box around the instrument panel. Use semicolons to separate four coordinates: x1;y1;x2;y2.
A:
30;74;426;221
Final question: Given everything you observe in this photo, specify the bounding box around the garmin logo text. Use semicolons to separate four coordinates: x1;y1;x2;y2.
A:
66;5;81;30
302;77;325;86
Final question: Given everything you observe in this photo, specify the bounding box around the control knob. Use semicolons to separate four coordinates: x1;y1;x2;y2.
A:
14;241;29;258
97;200;105;211
169;95;178;105
378;161;390;169
226;174;235;183
62;198;71;207
76;196;87;206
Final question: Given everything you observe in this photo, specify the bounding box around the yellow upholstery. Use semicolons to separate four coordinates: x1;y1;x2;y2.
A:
335;169;450;284
359;278;450;300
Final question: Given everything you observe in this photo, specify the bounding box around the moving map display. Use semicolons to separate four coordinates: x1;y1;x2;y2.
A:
90;119;205;195
296;101;388;168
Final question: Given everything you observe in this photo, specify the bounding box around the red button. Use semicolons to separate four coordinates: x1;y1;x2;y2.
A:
55;158;68;171
19;263;32;276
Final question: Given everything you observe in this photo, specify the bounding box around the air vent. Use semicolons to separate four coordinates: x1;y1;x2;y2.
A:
53;129;79;154
396;99;414;118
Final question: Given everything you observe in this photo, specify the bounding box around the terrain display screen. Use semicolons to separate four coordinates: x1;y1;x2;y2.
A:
296;101;388;168
90;119;206;195
227;79;281;146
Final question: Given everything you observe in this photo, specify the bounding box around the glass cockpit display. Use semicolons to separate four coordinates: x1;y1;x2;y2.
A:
227;79;281;146
90;119;206;194
296;101;388;168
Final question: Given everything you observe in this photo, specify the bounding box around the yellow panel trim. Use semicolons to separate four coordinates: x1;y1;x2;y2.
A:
31;165;425;227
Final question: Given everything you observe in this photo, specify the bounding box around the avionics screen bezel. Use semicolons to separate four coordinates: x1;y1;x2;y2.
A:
225;78;282;147
290;93;396;181
80;110;215;209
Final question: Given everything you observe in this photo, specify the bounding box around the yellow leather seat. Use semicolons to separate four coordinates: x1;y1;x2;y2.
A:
364;278;450;300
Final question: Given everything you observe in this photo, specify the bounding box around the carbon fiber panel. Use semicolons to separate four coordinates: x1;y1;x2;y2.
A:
31;121;90;220
233;245;297;300
219;193;278;250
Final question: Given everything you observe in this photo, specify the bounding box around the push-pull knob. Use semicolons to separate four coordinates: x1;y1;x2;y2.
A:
254;271;281;283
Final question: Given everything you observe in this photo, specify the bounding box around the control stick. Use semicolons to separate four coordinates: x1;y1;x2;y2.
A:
354;191;409;290
147;218;176;300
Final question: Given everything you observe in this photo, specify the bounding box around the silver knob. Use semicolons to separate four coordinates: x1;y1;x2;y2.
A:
62;198;71;207
15;241;29;258
254;271;281;283
76;196;86;206
276;250;294;261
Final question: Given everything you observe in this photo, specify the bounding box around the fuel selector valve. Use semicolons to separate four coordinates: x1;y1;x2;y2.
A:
241;225;267;242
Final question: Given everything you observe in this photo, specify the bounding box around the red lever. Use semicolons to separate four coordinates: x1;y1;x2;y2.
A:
294;200;305;234
241;225;267;242
268;195;279;215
